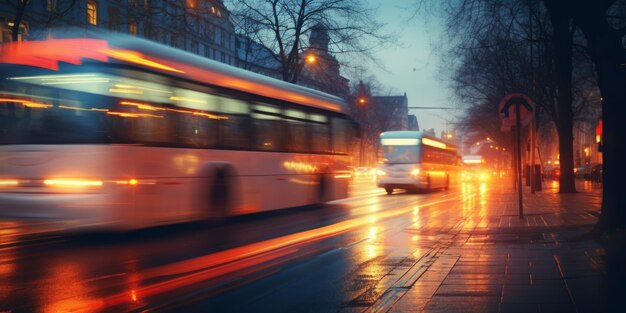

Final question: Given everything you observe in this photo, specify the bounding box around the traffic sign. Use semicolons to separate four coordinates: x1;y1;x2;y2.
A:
498;93;534;127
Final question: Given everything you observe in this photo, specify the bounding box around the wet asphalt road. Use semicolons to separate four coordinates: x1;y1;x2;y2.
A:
0;175;491;312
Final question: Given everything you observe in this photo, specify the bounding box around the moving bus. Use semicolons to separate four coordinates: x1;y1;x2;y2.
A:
0;32;355;230
376;131;459;194
460;155;489;182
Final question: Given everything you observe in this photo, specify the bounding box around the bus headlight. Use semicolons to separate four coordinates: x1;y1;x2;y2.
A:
44;178;103;187
376;169;387;176
410;169;420;176
0;179;19;187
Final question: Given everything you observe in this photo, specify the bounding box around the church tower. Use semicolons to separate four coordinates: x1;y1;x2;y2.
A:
309;23;330;53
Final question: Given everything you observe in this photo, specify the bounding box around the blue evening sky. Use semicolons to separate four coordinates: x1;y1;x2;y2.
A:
364;0;456;134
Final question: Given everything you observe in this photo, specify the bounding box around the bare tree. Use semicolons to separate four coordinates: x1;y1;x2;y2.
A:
3;0;77;41
439;0;601;193
226;0;390;84
439;0;626;231
347;77;398;166
565;0;626;232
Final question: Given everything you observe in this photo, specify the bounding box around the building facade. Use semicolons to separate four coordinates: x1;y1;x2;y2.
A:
408;114;419;131
372;93;409;131
0;0;237;65
235;34;281;79
299;24;349;98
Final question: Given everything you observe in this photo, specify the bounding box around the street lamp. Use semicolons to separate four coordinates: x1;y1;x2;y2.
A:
305;54;316;64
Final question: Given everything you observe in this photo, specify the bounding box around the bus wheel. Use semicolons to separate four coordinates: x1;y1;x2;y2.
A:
210;169;230;219
385;187;393;195
318;174;330;204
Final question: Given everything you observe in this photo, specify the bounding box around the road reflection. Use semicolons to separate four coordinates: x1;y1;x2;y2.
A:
0;176;475;312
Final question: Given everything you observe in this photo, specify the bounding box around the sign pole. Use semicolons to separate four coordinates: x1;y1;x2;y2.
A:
515;103;524;219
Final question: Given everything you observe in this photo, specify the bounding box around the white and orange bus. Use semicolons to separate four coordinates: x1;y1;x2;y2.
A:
376;131;459;194
0;32;355;230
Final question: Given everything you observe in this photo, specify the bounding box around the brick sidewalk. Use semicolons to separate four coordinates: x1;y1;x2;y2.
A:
370;179;619;313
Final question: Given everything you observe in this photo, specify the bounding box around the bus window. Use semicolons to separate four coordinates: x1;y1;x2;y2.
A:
110;102;176;144
170;87;218;112
381;145;420;164
309;113;329;153
283;108;308;152
178;112;217;148
252;103;281;151
218;97;250;149
0;86;110;145
220;97;249;114
331;117;353;154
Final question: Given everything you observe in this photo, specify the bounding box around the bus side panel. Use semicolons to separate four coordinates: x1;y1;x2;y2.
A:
0;145;351;229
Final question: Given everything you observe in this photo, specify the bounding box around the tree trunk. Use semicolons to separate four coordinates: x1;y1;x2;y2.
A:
544;0;577;193
572;2;626;231
11;1;28;42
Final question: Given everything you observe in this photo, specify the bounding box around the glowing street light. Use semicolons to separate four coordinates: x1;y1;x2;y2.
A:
306;54;316;64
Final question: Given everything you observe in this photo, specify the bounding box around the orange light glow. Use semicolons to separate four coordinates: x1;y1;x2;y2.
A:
120;101;162;111
0;179;19;186
106;111;163;118
100;48;185;73
283;161;317;173
421;138;446;149
0;97;53;109
169;96;206;104
0;39;109;70
192;111;228;120
113;178;155;185
306;54;316;64
44;179;103;187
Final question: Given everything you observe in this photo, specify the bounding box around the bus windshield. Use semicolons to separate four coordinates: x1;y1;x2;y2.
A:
381;145;420;164
0;65;113;145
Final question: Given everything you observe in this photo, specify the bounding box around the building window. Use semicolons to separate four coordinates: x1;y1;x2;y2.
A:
170;35;177;48
87;0;97;25
129;0;139;6
190;40;198;54
128;18;137;35
46;0;57;12
107;8;119;31
144;20;153;38
214;26;221;45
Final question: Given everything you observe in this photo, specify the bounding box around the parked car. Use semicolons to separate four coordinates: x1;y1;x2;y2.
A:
543;165;560;180
590;164;603;182
574;166;591;179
